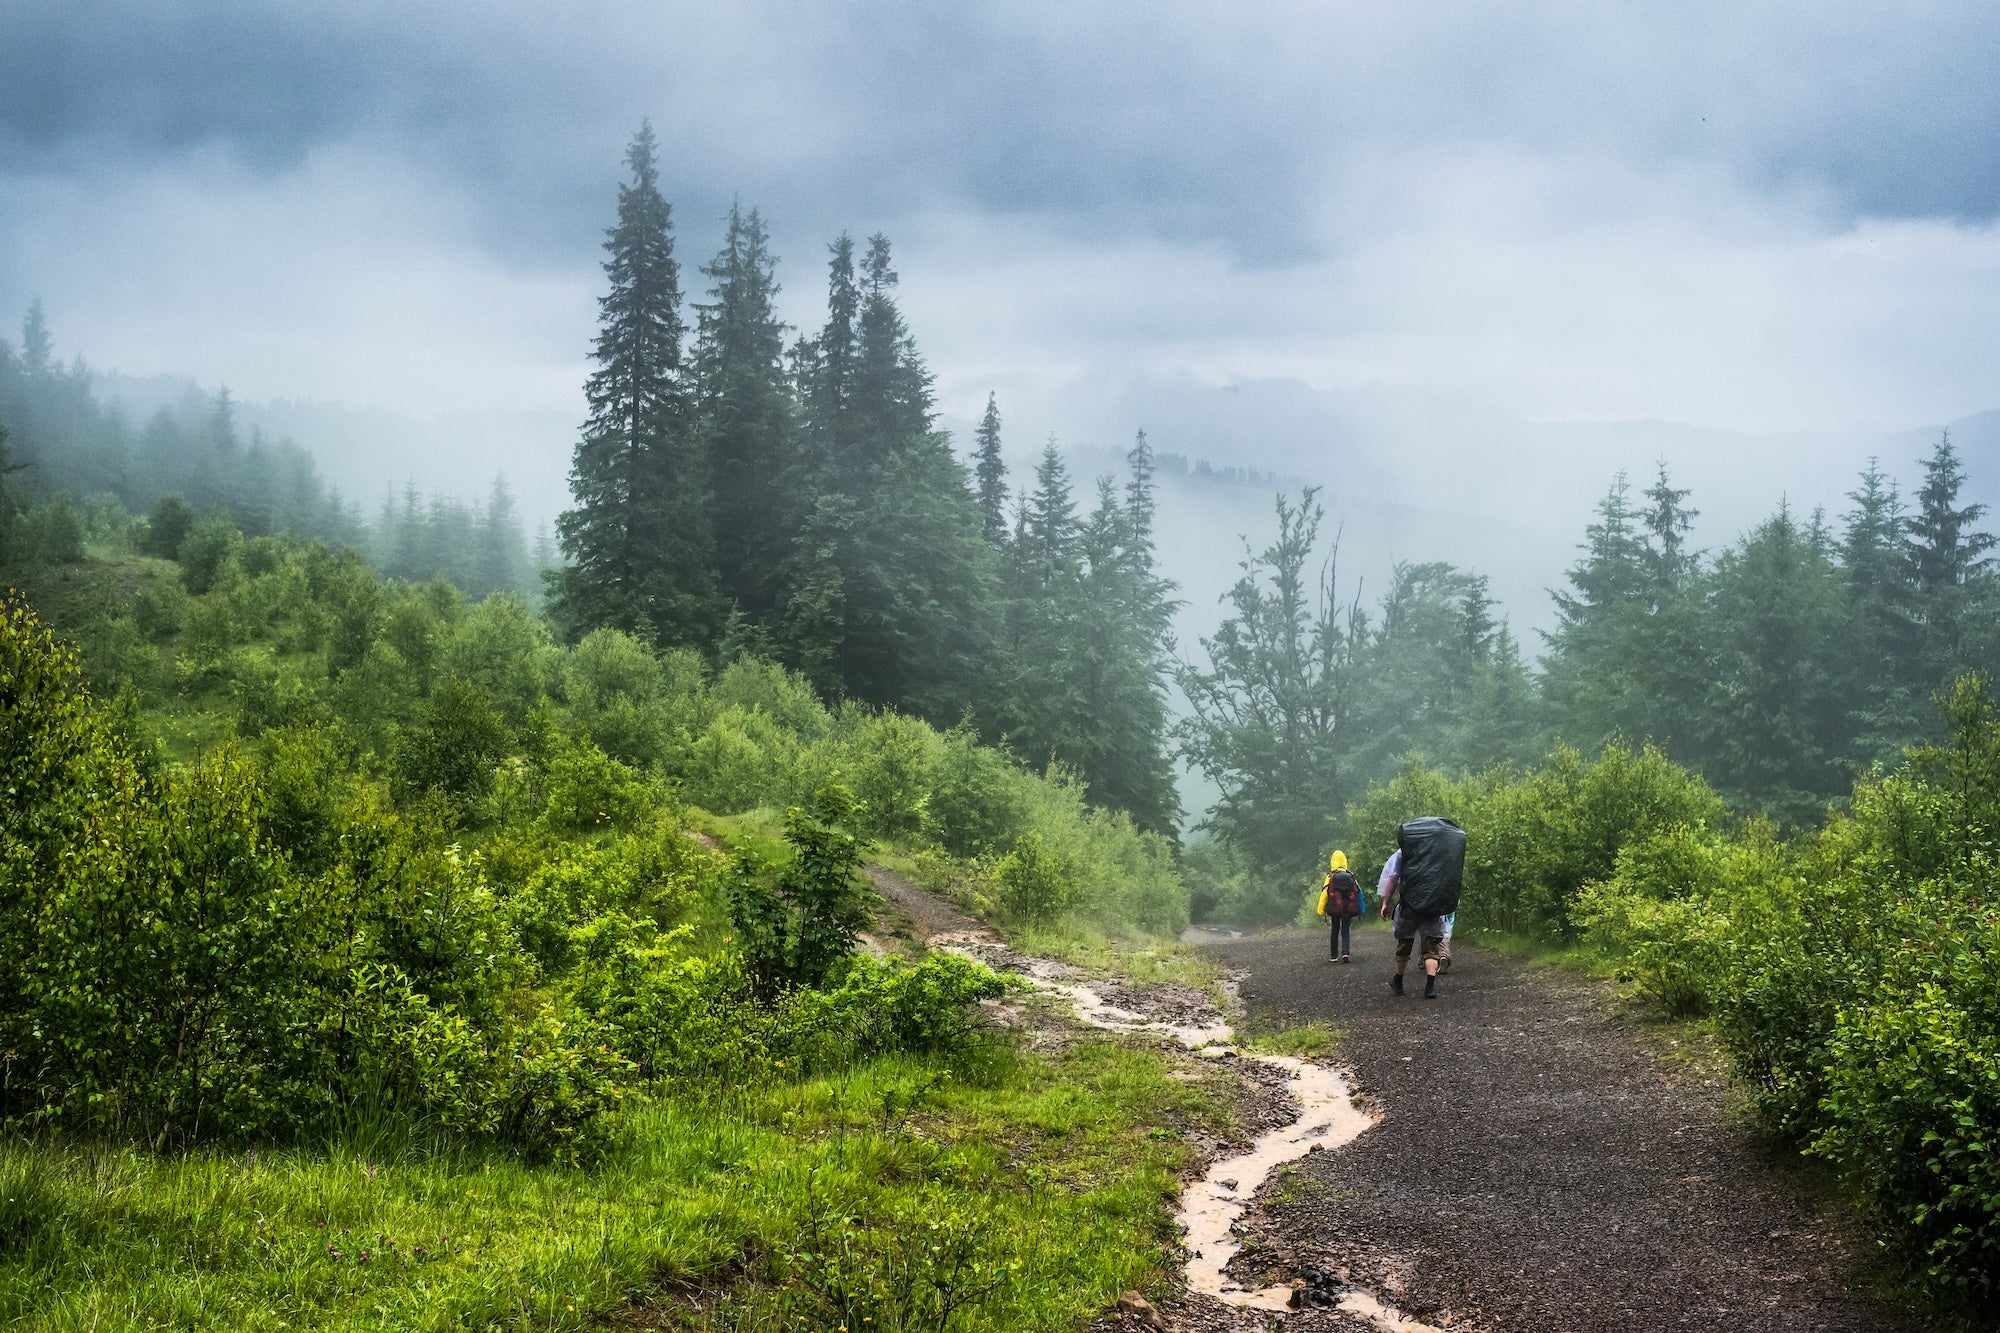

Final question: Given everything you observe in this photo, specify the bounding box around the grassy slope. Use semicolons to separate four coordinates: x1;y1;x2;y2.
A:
3;1042;1206;1332
0;557;1221;1331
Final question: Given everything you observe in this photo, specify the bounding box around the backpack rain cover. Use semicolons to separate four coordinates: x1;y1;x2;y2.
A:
1396;816;1467;920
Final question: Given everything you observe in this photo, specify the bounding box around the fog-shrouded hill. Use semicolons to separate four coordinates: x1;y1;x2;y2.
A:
85;363;1997;674
97;372;577;538
943;374;2000;657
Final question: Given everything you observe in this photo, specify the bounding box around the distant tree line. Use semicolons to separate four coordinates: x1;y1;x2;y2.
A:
0;301;540;602
546;125;1181;833
1182;438;2000;900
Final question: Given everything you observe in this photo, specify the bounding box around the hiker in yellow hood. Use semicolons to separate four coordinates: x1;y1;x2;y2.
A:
1317;850;1364;963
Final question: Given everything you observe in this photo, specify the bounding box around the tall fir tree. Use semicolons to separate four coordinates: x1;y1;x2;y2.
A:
1076;473;1180;832
798;234;861;491
1542;471;1656;746
1905;432;1999;698
1697;502;1846;822
851;234;934;454
549;122;718;647
780;230;991;716
696;203;796;618
1125;429;1156;559
1640;460;1698;597
972;393;1008;546
476;474;526;599
19;300;51;380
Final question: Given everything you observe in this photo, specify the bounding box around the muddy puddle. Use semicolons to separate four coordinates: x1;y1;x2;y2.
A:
934;930;1444;1329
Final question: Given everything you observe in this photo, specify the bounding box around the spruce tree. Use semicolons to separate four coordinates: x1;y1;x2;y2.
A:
973;393;1008;546
1125;429;1157;557
781;230;991;716
799;234;861;490
851;234;934;455
1698;502;1846;822
476;474;526;598
1641;460;1697;597
20;300;51;380
696;203;796;617
1075;476;1180;832
1542;472;1656;746
1905;432;1998;694
1907;433;1995;593
549;123;718;647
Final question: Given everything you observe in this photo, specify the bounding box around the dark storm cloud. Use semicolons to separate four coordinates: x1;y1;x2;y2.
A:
0;2;468;172
6;1;1999;268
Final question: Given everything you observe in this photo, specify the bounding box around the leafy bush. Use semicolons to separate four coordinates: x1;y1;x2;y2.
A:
681;704;800;813
389;675;509;809
924;724;1029;858
141;494;195;559
1806;894;2000;1303
1343;742;1727;940
539;739;656;833
178;516;240;595
994;829;1078;924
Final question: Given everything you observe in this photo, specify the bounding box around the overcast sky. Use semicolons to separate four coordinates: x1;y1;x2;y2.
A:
5;1;2000;461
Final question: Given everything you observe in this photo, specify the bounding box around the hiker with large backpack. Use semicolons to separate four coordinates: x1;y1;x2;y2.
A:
1379;816;1466;1000
1317;851;1364;963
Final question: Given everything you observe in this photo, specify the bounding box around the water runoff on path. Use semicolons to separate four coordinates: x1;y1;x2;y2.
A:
931;931;1445;1330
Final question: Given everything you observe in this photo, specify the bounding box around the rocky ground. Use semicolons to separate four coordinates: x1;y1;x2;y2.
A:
1198;922;1916;1333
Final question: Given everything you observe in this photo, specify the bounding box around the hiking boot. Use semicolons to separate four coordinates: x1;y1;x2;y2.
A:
1424;975;1438;999
1390;973;1404;996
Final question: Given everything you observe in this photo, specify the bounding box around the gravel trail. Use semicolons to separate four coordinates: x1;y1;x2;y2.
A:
1199;922;1915;1332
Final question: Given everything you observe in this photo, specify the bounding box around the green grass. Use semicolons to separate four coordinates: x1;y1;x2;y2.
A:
1239;1021;1343;1060
0;555;176;630
1006;925;1222;992
1453;923;1621;977
0;1038;1208;1332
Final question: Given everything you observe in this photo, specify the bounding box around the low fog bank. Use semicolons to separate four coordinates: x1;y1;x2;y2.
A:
957;376;2000;656
98;368;1997;665
99;372;576;536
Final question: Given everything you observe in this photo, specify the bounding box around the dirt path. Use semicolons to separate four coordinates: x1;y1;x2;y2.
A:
1200;923;1915;1332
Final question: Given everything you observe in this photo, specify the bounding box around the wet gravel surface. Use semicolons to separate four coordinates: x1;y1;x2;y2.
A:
1203;923;1917;1332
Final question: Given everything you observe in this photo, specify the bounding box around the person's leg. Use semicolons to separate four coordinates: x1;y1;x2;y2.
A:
1392;933;1412;993
1338;915;1352;958
1422;934;1442;997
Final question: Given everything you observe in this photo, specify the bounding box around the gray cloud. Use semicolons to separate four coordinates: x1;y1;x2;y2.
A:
7;1;2000;269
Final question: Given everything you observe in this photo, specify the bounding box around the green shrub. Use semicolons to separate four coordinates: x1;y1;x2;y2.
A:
994;829;1078;924
834;710;939;842
925;724;1029;858
131;578;189;640
1807;876;2000;1305
178;517;240;595
681;704;800;813
141;494;196;559
1343;742;1726;941
726;782;877;992
389;675;509;808
539;740;656;834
